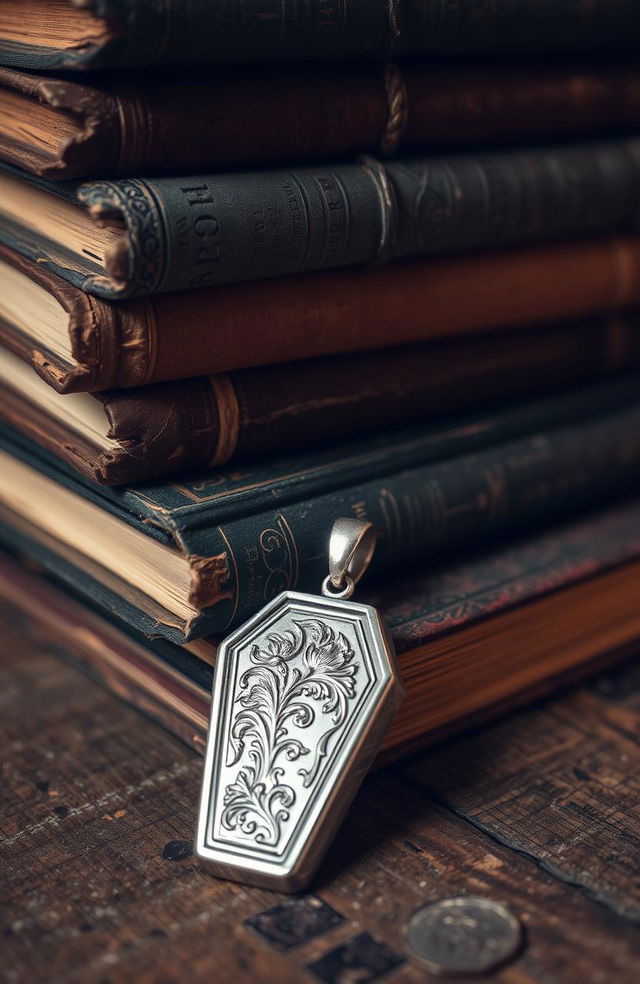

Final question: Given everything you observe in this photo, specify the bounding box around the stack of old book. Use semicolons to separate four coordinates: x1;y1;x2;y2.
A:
1;2;640;758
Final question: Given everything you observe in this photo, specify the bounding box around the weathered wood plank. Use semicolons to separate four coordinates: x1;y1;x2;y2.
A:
405;658;640;923
2;613;640;984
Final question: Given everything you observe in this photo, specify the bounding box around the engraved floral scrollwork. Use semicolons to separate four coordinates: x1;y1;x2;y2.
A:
221;619;358;847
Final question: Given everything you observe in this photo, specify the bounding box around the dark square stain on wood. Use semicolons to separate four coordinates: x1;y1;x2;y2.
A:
306;931;406;983
245;895;346;951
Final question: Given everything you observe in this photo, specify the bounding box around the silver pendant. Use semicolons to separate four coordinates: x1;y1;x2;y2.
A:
195;518;404;892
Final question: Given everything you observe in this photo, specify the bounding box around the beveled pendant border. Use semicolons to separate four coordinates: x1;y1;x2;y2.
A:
195;590;403;891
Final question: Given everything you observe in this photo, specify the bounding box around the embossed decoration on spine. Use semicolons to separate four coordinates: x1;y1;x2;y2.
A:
222;620;358;847
76;179;166;297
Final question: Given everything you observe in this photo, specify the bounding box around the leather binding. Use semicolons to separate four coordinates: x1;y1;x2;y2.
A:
5;139;640;297
4;62;640;180
2;379;640;642
4;237;640;393
2;1;640;70
2;318;640;484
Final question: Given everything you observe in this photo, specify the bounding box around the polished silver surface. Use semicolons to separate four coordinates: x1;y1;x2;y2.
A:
406;897;523;975
196;589;403;890
327;518;376;593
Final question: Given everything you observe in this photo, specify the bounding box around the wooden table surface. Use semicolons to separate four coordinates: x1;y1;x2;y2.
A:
2;605;640;984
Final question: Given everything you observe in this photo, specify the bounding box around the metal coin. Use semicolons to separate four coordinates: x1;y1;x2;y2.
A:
406;897;523;975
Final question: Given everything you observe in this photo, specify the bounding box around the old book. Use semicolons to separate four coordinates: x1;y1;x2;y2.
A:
1;1;640;70
1;380;640;642
2;320;640;484
4;496;640;760
4;238;640;394
4;62;640;180
2;140;640;297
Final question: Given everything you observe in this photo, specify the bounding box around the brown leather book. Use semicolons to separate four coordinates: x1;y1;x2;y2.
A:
2;318;639;484
3;61;640;179
3;237;640;394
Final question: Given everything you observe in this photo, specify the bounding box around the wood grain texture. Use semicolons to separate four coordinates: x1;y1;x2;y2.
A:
407;665;640;922
2;606;640;984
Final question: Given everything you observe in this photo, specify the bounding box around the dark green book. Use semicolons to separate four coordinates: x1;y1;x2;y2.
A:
1;139;640;297
1;378;640;643
2;1;640;71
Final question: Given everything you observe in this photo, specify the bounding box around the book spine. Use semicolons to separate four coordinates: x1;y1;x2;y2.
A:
109;66;389;178
401;1;640;56
17;2;640;70
142;236;640;386
74;141;640;297
7;64;640;182
9;236;640;392
61;292;155;392
80;0;391;67
7;317;637;485
98;377;222;482
118;316;640;479
184;404;640;633
227;318;640;464
401;64;640;152
0;65;384;179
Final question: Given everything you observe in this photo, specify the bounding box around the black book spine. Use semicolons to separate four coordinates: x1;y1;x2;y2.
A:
34;2;640;69
69;140;640;297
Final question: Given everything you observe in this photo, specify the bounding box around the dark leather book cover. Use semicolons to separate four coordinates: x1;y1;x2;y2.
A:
4;496;640;759
2;318;640;484
4;62;640;180
3;139;640;297
2;379;640;642
2;1;640;70
4;238;640;393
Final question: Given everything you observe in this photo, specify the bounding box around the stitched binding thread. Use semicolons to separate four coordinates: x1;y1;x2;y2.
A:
387;0;402;52
380;62;408;156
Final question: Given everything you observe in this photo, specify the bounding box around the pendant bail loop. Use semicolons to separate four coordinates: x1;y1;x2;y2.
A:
325;518;376;598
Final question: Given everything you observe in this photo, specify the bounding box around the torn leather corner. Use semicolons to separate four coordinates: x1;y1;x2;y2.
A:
32;349;93;394
188;553;234;610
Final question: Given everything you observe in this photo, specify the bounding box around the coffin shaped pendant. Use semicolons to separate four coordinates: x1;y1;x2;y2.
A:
195;518;404;891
